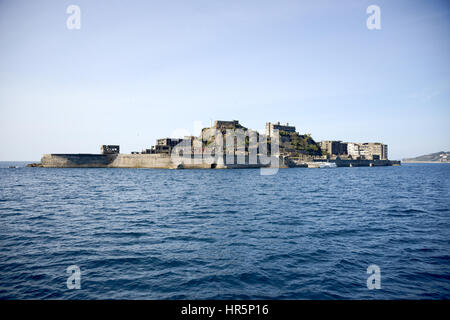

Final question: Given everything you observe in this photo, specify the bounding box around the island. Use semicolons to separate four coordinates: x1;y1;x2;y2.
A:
31;120;400;169
402;151;449;163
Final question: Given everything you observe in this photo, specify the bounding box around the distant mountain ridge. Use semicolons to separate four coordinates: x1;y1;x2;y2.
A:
403;151;449;162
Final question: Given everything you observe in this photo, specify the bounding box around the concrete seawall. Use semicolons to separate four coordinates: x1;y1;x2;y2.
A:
41;154;176;168
41;154;116;168
334;158;401;167
40;154;279;169
40;154;400;169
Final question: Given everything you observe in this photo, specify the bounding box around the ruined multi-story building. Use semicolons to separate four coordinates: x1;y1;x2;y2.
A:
367;143;388;160
346;142;388;160
265;122;296;137
143;138;184;154
319;141;348;156
213;120;242;130
347;143;361;159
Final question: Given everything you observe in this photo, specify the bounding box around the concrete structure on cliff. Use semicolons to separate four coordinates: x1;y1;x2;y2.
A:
265;122;296;138
213;120;242;129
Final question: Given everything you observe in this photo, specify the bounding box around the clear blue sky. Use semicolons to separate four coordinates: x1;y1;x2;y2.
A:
0;0;449;160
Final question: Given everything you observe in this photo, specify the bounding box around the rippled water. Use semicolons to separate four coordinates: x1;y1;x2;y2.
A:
0;164;449;299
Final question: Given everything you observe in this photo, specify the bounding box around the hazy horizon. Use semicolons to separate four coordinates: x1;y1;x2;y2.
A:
1;0;449;161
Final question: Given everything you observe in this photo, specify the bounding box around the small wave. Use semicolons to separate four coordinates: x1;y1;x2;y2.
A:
164;235;216;243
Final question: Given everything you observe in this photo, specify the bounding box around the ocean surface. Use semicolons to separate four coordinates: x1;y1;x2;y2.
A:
0;163;449;299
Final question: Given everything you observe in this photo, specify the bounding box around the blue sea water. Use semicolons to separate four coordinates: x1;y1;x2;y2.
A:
0;163;449;299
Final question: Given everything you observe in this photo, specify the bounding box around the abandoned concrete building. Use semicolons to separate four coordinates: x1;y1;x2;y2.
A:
142;138;184;154
213;120;241;130
319;141;348;156
100;145;120;154
346;142;388;160
265;122;296;137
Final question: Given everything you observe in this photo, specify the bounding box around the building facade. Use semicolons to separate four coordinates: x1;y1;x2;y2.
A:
265;122;296;137
319;141;348;156
143;138;184;154
346;142;388;160
213;120;241;129
100;145;120;154
347;143;360;158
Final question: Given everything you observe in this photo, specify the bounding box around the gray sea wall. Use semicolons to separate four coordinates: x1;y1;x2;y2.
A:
41;154;175;168
40;154;280;169
40;153;399;169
